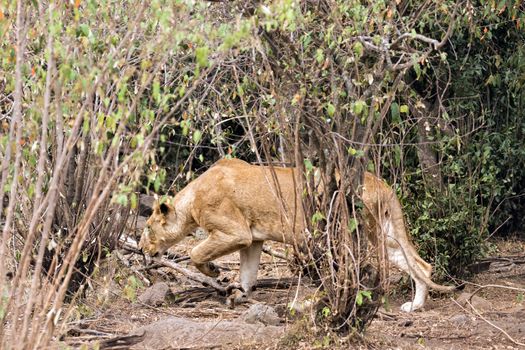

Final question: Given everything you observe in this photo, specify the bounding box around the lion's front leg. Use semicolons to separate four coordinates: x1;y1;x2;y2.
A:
190;232;248;278
190;222;252;280
225;241;264;307
239;241;263;294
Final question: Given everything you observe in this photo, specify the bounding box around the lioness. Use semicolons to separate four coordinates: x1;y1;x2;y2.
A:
139;158;457;312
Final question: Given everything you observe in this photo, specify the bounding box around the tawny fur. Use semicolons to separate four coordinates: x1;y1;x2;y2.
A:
139;158;456;312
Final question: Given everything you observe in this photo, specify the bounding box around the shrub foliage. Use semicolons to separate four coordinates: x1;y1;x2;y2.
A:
0;0;524;348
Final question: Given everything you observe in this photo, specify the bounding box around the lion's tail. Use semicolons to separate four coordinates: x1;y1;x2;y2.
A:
417;272;463;292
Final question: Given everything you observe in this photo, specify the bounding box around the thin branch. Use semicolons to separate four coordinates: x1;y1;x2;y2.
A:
390;32;440;49
0;1;27;343
465;299;525;347
115;250;151;287
262;245;288;260
21;2;56;339
468;284;525;301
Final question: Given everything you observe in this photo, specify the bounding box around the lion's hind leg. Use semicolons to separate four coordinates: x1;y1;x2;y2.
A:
387;245;431;312
400;276;428;313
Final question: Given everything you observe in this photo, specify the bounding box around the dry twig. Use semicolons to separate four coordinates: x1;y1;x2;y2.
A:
465;299;525;347
115;250;151;287
262;245;289;260
468;284;525;302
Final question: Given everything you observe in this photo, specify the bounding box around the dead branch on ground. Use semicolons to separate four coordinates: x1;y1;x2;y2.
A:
115;250;151;287
451;296;525;347
465;299;525;347
99;332;145;350
152;257;227;294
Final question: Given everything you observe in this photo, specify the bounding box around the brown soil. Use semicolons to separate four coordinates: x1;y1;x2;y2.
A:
62;238;525;349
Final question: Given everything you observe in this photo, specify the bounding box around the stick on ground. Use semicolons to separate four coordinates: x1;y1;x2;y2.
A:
152;257;227;294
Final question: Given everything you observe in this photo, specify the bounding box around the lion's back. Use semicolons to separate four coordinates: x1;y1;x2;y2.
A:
191;159;301;239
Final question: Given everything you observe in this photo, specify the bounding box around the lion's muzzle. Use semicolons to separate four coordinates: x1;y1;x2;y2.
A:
139;226;157;256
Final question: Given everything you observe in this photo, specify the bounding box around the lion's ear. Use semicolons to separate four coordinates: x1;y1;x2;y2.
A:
159;202;172;215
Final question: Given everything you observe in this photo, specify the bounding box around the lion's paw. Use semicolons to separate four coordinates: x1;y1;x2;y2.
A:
196;262;221;278
400;301;423;313
207;262;221;277
225;285;249;309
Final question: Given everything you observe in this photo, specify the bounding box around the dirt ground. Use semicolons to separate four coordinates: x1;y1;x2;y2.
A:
366;238;525;350
62;237;525;349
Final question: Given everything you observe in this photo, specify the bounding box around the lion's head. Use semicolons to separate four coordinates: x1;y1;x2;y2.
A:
139;200;189;257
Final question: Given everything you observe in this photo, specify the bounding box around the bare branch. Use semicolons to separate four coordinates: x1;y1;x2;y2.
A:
262;245;288;260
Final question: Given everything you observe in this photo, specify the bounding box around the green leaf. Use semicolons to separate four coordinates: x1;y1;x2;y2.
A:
28;183;35;198
304;159;314;174
356;292;363;306
130;193;138;210
353;100;366;115
181;120;190;136
394;145;401;166
154;176;161;193
195;46;209;68
193;130;202;144
311;211;326;225
413;61;421;80
353;41;364;57
106;114;116;133
77;24;90;38
83;115;90;134
348;148;365;158
326;103;336;117
356;290;372;306
348;218;358;233
237;85;244;97
178;85;186;98
322;306;331;317
115;194;128;206
390;102;400;123
400;104;409;114
152;79;161;104
118;82;128;102
315;48;324;64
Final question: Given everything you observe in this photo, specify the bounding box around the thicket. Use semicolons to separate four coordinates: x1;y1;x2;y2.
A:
0;0;524;348
396;3;525;277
